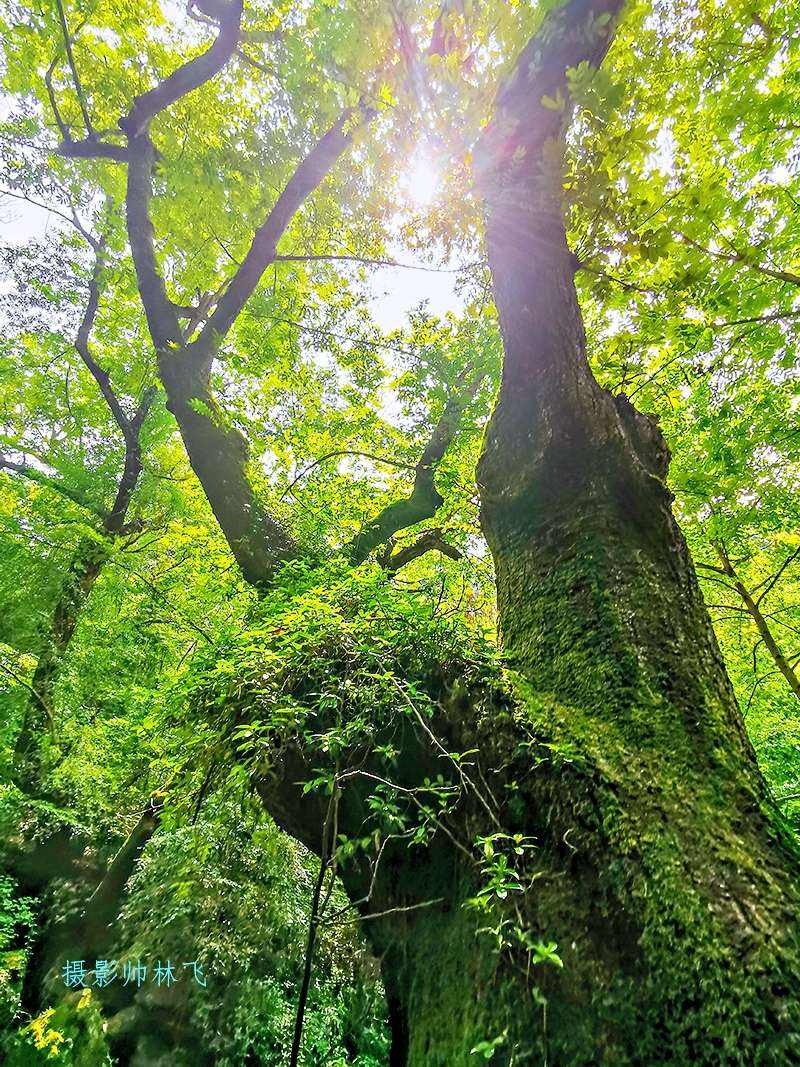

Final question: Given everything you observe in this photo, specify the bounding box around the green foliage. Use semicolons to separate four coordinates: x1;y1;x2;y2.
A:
0;0;798;1061
4;989;112;1066
0;874;35;1040
113;809;389;1065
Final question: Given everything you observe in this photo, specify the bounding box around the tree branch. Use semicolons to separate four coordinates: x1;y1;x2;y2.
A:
712;309;800;329
345;369;484;564
382;527;463;572
73;244;135;436
0;661;51;719
280;450;414;500
754;546;800;608
81;0;366;585
118;0;244;139
45;56;70;142
714;541;800;701
117;2;244;348
677;232;800;289
273;253;477;273
695;560;729;576
0;188;99;248
73;226;157;531
58;137;129;162
54;0;94;137
200;107;371;347
124;133;183;350
104;386;157;534
4;229;156;530
79;797;163;955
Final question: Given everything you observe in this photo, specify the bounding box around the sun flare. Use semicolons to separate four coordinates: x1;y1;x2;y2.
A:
406;155;440;206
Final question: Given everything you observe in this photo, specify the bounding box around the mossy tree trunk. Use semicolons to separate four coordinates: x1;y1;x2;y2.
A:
260;632;800;1065
429;0;800;1061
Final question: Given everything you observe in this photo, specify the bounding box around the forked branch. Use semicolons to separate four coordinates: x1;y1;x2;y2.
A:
346;369;484;565
381;527;463;572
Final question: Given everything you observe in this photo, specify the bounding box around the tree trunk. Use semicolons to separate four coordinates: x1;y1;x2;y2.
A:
292;188;800;1060
12;535;111;784
258;721;527;1065
158;348;296;587
257;604;800;1066
460;52;800;1067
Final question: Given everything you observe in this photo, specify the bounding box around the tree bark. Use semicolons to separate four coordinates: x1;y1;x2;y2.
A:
458;0;800;1060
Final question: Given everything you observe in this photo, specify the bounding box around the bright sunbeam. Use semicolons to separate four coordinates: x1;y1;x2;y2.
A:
406;155;440;206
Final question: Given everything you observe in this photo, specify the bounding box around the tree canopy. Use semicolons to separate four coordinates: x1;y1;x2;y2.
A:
0;0;799;1063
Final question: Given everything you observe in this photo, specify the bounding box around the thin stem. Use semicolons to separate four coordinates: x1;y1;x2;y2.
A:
289;790;336;1067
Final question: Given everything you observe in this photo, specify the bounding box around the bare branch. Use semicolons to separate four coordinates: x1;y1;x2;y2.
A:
345;369;484;564
325;896;446;926
200;108;371;347
382;527;463;572
0;187;98;248
119;1;244;139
